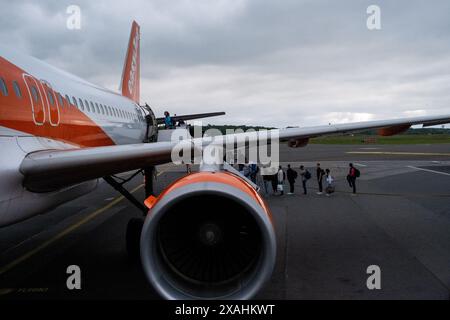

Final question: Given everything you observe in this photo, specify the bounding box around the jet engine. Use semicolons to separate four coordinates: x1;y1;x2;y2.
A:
140;171;276;299
288;137;309;148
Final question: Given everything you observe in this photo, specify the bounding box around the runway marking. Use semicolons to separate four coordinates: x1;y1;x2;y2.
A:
407;166;450;177
307;185;450;198
0;169;168;277
347;151;450;156
354;163;367;167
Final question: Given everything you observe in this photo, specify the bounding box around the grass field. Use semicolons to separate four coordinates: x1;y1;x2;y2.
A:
310;134;450;145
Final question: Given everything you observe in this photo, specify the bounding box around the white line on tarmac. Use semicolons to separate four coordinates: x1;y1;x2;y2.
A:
354;163;367;167
407;166;450;177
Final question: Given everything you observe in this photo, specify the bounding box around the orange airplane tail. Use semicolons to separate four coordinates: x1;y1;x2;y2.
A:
120;21;140;104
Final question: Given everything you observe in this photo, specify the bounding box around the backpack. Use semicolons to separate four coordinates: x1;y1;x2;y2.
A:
304;170;311;180
355;168;360;178
293;170;298;179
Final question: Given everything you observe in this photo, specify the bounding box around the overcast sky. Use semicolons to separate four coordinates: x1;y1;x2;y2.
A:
1;0;449;127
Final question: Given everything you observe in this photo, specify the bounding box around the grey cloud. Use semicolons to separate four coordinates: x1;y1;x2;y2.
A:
0;0;449;127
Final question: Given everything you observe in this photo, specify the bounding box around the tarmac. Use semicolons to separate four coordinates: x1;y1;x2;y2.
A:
0;143;449;299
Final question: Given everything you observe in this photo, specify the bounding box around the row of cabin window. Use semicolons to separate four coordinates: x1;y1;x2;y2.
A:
0;76;141;122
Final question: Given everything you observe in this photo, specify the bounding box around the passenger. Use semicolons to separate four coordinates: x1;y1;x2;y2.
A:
277;165;285;195
346;163;359;194
249;162;258;183
316;163;325;195
262;174;272;195
271;173;278;194
243;164;251;178
286;164;297;195
163;111;173;129
299;165;310;195
325;168;335;197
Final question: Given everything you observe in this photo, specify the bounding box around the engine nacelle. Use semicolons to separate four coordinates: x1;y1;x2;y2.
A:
288;137;309;148
140;171;276;300
377;124;410;136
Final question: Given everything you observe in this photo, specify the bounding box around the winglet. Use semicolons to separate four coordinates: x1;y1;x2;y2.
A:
120;21;140;103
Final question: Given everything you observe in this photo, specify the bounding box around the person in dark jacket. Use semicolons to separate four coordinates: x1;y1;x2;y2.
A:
299;165;308;195
316;163;325;195
347;163;358;194
271;172;278;194
286;164;297;195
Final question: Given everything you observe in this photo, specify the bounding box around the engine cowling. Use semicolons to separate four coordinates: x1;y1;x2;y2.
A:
140;171;276;300
288;137;309;148
377;124;410;136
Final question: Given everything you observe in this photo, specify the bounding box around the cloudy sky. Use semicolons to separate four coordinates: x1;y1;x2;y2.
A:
1;0;450;127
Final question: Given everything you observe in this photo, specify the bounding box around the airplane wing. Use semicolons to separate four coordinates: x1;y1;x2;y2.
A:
156;112;225;124
20;113;450;192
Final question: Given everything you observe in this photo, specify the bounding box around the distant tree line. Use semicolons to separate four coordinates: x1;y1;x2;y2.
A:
358;128;450;135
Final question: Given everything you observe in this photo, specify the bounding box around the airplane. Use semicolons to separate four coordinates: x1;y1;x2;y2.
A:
1;21;449;300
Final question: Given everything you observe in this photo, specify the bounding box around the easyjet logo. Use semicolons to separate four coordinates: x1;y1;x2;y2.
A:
127;29;139;95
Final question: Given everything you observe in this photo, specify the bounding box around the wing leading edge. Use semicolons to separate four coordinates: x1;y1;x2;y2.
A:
20;113;450;192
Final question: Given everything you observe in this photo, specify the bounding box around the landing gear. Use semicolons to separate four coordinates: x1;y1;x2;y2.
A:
126;217;144;260
143;166;156;198
103;165;157;261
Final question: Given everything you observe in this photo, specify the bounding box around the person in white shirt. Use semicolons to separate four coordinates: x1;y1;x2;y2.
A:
277;166;285;195
325;168;335;196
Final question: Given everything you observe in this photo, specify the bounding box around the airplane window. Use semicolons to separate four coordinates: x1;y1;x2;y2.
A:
0;77;8;96
78;98;84;110
72;96;78;108
85;99;90;112
95;103;100;114
32;86;40;103
13;81;22;98
57;93;63;106
47;90;55;105
65;95;71;107
90;101;95;113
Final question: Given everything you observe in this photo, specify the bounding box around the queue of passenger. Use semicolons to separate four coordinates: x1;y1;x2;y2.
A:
255;162;360;197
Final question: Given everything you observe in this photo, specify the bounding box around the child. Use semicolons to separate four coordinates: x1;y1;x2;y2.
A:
325;168;335;196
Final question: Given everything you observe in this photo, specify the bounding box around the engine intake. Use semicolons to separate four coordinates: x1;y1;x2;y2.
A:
140;172;276;299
